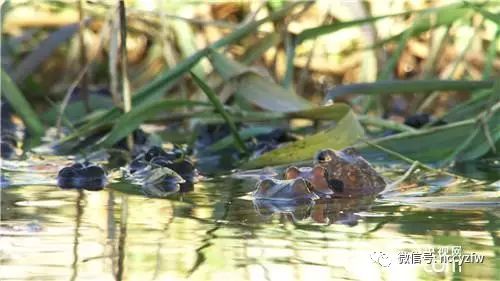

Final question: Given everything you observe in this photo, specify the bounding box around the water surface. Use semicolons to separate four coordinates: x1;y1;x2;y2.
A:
1;158;499;281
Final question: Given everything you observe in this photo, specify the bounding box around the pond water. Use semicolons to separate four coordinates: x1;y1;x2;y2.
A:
0;156;499;281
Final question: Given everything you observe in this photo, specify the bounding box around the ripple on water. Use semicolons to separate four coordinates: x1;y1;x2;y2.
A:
0;161;498;280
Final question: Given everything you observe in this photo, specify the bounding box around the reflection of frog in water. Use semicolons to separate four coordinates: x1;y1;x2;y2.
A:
253;147;386;200
253;195;377;225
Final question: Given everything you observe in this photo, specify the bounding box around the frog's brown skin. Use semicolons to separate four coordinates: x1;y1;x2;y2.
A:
253;147;385;200
314;147;386;197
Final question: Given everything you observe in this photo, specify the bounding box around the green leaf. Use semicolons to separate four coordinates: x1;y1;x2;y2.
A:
358;115;417;133
325;80;494;100
99;99;209;148
358;110;500;164
209;50;313;112
171;17;205;78
190;71;248;154
208;49;250;80
242;108;364;169
1;69;44;137
440;89;495;123
236;73;313;112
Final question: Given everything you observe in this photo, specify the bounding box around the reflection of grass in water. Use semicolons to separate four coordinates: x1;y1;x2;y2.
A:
70;190;84;281
0;179;498;280
187;183;236;276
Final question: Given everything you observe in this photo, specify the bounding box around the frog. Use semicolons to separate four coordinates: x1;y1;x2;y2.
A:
57;162;107;191
123;146;197;196
253;147;386;200
314;147;386;197
253;177;319;201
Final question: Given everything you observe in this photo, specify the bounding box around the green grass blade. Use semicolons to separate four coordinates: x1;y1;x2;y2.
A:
282;33;295;89
325;80;493;100
58;2;304;144
483;27;499;79
128;1;304;107
370;5;471;49
209;50;312;112
12;22;84;83
466;2;500;24
358;110;500;165
241;33;281;64
286;103;350;120
1;69;44;137
99;99;209;148
357;115;417;133
190;71;248;155
378;17;418;80
296;10;412;44
440;89;495;123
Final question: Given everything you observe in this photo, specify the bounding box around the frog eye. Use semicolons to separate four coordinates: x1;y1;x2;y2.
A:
314;149;336;163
